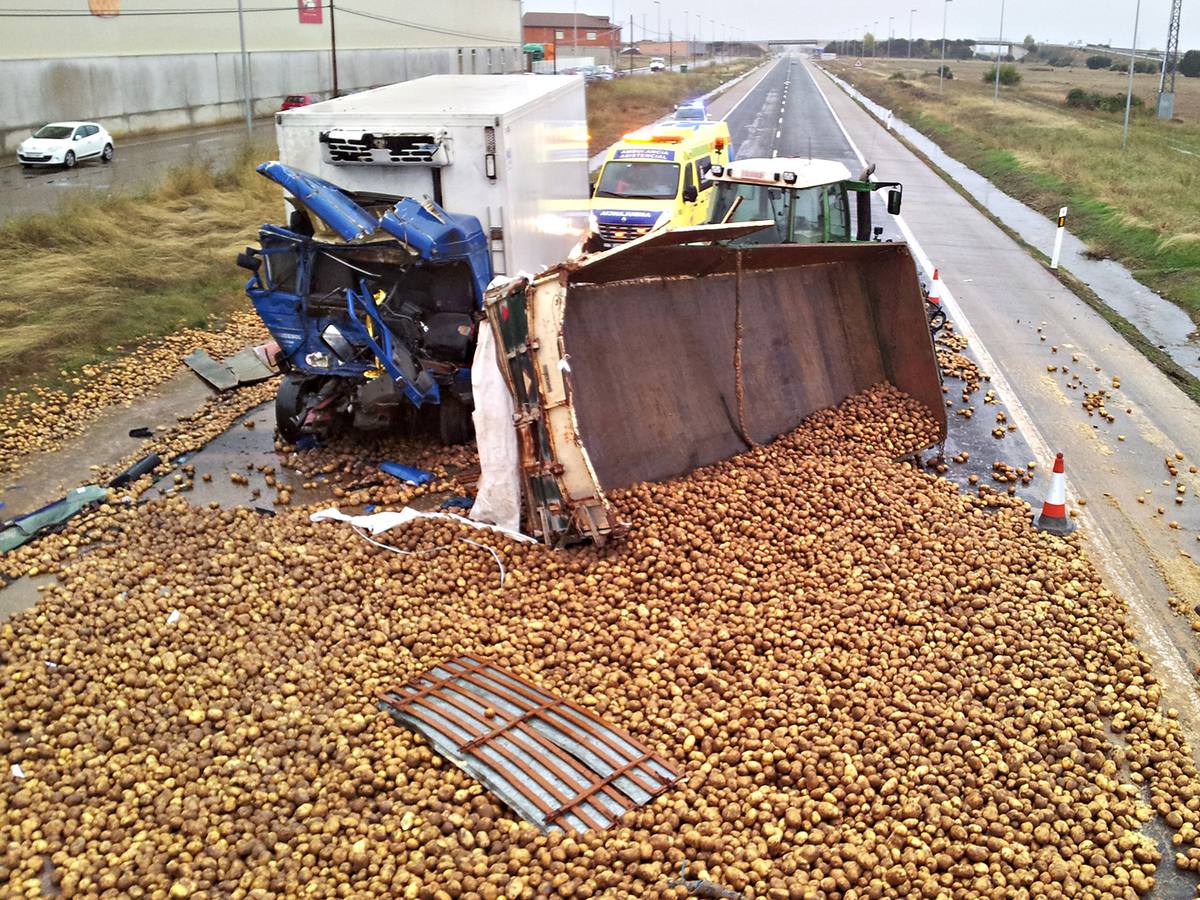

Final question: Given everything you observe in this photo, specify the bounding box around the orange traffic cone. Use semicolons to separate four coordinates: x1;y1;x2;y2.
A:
928;269;942;305
1033;452;1075;535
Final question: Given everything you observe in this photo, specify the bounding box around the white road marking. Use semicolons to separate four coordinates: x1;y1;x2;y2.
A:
804;60;1199;719
198;138;223;146
719;58;782;122
775;130;781;139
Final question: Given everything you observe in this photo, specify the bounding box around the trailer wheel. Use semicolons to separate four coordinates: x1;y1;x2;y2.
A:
275;374;323;443
437;395;474;446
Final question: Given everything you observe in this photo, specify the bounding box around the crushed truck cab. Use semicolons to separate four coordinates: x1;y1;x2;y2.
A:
588;120;732;250
239;162;491;443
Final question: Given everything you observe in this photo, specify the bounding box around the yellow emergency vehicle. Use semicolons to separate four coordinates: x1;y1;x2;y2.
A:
588;117;733;249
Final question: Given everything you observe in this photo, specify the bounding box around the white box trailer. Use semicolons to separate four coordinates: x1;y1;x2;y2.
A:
274;74;589;276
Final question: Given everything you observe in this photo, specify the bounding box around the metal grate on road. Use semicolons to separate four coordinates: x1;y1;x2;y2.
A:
378;654;680;832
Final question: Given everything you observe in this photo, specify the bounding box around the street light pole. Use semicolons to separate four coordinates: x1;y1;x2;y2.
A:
710;18;715;62
573;0;578;59
1122;0;1143;150
909;9;915;59
993;0;1006;99
939;0;952;93
654;0;660;46
236;0;253;136
888;16;893;58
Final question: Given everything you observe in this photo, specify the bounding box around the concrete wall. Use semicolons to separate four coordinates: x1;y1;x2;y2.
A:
1;44;525;154
0;0;521;58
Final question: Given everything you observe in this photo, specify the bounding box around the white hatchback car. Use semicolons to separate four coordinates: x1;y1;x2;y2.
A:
17;122;114;168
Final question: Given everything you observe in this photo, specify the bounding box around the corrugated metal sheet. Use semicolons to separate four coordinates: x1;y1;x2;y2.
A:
378;655;680;832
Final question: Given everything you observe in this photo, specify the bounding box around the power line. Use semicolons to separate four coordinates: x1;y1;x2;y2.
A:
336;5;518;44
1;3;518;45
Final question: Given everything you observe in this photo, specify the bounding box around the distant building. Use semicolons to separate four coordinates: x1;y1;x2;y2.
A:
971;43;1029;60
522;12;621;58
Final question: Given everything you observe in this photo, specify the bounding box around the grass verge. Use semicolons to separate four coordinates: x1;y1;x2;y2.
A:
0;142;278;394
821;66;1200;406
587;59;757;155
825;58;1200;329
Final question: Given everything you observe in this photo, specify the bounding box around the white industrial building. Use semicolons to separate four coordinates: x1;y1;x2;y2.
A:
0;0;523;154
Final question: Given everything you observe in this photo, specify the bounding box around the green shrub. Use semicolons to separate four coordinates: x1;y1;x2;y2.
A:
1182;49;1200;77
889;71;906;80
1086;54;1113;69
982;64;1022;86
936;64;953;80
1047;54;1074;67
1065;88;1145;112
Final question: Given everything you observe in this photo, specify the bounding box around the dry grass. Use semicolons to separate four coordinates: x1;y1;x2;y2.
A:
587;60;757;154
827;57;1200;324
0;142;279;392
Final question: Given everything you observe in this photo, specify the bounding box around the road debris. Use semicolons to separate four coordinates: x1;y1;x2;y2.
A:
2;385;1198;896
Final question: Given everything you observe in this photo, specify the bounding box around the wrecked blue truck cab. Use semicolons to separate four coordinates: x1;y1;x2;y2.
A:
238;161;492;444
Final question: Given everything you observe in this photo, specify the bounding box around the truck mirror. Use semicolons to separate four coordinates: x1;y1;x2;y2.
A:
887;189;902;215
589;179;598;197
682;185;699;203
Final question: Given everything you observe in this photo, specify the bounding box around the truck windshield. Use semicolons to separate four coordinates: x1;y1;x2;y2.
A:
595;161;681;200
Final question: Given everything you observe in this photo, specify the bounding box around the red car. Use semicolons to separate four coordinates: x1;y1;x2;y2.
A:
280;94;316;111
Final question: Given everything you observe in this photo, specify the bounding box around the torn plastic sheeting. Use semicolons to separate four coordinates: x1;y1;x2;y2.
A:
379;462;435;485
0;485;108;553
310;506;535;543
467;323;522;533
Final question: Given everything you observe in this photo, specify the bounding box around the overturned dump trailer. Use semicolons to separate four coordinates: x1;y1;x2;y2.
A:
483;226;948;545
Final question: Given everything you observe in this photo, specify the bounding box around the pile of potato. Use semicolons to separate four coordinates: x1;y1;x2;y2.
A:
0;311;268;477
3;384;1198;899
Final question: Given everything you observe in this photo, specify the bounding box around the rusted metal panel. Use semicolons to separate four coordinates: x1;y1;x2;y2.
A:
378;655;680;833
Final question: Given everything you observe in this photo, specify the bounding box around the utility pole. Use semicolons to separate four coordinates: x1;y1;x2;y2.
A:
669;24;673;69
887;16;893;57
630;14;635;73
573;0;578;59
1157;0;1182;118
939;0;952;94
684;8;689;68
236;0;253;135
330;0;339;96
909;9;915;59
993;0;1006;100
1122;0;1142;150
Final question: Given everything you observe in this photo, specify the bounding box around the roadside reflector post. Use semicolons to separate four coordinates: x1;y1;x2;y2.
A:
1050;206;1067;270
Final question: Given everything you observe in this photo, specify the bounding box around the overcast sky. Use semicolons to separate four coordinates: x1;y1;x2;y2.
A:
530;0;1195;52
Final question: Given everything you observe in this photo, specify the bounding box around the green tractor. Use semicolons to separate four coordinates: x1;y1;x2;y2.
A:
705;157;903;244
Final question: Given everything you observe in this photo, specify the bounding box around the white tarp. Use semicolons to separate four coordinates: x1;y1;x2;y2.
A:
466;322;523;533
310;506;534;543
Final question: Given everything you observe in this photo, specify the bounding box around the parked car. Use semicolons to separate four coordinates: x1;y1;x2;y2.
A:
17;122;113;168
594;65;616;80
649;57;666;71
280;94;317;111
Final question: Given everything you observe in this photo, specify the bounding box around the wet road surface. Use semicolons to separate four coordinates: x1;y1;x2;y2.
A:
0;117;275;224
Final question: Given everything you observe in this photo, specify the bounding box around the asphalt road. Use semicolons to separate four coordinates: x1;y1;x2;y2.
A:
783;55;1200;749
0;117;275;224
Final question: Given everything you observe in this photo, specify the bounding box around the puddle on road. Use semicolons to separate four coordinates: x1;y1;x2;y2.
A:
148;400;329;510
823;70;1200;380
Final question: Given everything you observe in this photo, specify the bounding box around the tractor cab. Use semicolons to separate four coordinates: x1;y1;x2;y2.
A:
705;157;903;245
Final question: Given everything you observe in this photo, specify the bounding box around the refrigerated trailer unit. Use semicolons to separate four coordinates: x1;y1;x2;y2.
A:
273;74;590;276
